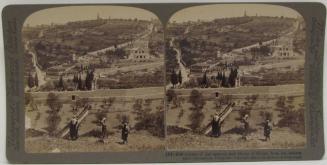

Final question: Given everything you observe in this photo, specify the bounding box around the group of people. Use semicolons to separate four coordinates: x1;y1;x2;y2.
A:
210;113;273;141
68;116;130;144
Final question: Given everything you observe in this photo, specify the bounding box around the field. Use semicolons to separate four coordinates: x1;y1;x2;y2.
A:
25;87;165;152
166;84;306;150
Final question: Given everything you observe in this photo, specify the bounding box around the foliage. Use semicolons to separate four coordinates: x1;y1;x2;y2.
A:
189;90;206;109
27;72;35;88
237;95;258;119
34;73;39;87
133;99;165;137
259;111;273;121
46;93;63;112
188;90;206;132
178;70;182;85
116;114;130;124
170;69;178;87
134;110;165;137
46;93;62;136
276;97;305;134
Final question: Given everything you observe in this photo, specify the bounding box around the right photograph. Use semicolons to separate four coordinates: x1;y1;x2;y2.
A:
165;4;306;150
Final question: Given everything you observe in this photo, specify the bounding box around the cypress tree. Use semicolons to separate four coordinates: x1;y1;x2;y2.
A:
27;72;34;88
78;75;83;90
171;69;178;88
34;73;39;87
202;71;208;88
58;75;64;91
221;72;226;87
178;70;182;85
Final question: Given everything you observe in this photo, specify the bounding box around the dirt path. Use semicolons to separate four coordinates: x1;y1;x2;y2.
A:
167;127;305;150
25;41;47;87
25;131;164;153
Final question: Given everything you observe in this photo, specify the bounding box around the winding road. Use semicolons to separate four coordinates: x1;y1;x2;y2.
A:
167;26;191;88
25;41;47;87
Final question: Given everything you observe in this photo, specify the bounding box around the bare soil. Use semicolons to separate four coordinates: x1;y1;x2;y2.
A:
167;127;305;150
25;131;165;153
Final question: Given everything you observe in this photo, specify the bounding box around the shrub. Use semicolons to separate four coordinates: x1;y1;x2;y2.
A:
259;111;273;121
134;110;165;137
188;90;206;132
116;114;130;124
93;109;107;126
46;93;63;136
189;90;206;108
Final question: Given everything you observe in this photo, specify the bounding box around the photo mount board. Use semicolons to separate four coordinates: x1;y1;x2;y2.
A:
2;2;325;163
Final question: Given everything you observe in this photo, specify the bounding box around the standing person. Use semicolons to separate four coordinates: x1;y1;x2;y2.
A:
211;112;221;137
241;114;249;140
263;119;272;141
121;122;130;144
69;115;79;140
100;117;107;141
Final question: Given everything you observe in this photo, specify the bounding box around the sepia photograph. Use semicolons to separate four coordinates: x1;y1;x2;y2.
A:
23;6;165;153
165;4;306;150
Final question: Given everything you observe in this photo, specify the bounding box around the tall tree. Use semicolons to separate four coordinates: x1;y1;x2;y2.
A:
46;93;62;136
178;70;182;85
170;69;178;88
77;75;83;90
34;73;39;87
221;72;226;87
27;72;34;88
73;74;78;84
228;68;238;87
58;75;64;91
201;71;208;88
188;90;206;131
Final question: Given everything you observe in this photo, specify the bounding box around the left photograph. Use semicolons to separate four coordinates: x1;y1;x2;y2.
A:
23;6;165;153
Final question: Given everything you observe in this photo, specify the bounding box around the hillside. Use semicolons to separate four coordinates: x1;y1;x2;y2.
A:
166;16;297;67
22;18;152;70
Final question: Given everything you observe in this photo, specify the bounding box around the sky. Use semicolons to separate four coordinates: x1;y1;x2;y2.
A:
169;4;302;23
24;5;158;26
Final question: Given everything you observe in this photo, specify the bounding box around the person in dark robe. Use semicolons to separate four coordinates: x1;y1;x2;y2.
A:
211;113;221;137
69;116;79;140
263;119;272;141
121;122;130;144
100;117;107;141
